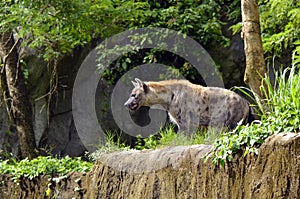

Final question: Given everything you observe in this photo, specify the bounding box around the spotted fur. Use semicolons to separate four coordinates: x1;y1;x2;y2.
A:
124;78;254;132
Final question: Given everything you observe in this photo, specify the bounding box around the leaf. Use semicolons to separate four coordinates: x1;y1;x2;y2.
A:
229;23;242;35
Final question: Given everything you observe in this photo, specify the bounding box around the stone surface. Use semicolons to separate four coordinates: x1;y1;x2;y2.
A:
1;133;299;198
208;34;246;88
0;47;91;157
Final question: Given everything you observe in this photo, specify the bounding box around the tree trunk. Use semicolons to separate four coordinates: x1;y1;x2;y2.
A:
241;0;267;99
0;31;38;159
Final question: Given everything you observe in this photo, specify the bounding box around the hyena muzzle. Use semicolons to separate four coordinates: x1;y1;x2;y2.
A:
124;78;254;132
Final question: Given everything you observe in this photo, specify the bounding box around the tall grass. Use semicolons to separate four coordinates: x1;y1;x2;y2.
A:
90;125;211;160
134;125;209;150
261;64;300;133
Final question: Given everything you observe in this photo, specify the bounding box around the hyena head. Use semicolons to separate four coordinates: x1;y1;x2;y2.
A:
124;78;149;111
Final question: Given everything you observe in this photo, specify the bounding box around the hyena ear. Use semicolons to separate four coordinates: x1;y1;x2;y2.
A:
135;78;149;93
131;80;139;88
135;78;143;87
132;78;142;88
143;83;149;93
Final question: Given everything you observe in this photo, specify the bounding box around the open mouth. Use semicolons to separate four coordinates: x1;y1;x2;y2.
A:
129;103;138;111
124;96;140;111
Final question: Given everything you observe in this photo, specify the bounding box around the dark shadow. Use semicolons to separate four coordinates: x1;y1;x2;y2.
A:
129;106;151;127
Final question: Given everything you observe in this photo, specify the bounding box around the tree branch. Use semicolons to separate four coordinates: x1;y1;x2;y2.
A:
2;37;22;72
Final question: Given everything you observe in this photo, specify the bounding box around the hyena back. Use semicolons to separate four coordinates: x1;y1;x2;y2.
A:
124;78;254;132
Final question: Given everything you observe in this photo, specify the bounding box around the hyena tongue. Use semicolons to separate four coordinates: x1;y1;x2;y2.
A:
130;102;139;111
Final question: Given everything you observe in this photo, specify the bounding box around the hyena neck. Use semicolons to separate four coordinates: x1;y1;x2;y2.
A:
146;83;174;110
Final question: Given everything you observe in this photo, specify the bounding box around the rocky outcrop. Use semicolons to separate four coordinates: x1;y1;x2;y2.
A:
1;133;299;199
0;48;90;157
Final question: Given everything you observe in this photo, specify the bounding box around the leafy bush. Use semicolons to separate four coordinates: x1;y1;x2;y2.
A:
259;0;300;58
212;63;300;166
0;156;93;182
96;0;241;85
132;0;230;46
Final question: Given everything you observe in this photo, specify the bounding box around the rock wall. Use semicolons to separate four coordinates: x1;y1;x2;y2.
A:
1;133;299;198
0;47;90;157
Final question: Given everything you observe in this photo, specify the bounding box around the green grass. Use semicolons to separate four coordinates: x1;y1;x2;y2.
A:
88;130;130;161
133;126;210;150
156;126;221;147
90;125;222;161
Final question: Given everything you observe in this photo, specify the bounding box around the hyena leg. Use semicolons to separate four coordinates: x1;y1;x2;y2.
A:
208;116;227;130
178;118;199;135
175;118;189;134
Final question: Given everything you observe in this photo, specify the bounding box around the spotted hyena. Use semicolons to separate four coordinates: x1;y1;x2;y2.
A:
124;78;254;132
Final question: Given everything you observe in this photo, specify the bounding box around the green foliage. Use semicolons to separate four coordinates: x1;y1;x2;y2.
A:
158;126;217;147
212;64;300;165
0;156;93;182
131;0;230;46
259;0;300;63
229;22;242;36
159;127;187;147
262;65;300;131
229;0;300;66
135;134;160;150
293;41;300;66
0;0;149;61
89;125;208;158
226;0;241;21
0;0;235;62
0;0;238;88
134;126;194;150
212;122;266;166
95;0;242;84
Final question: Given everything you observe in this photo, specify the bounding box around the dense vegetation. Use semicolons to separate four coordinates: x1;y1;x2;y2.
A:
0;156;93;182
0;0;299;178
260;0;300;63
